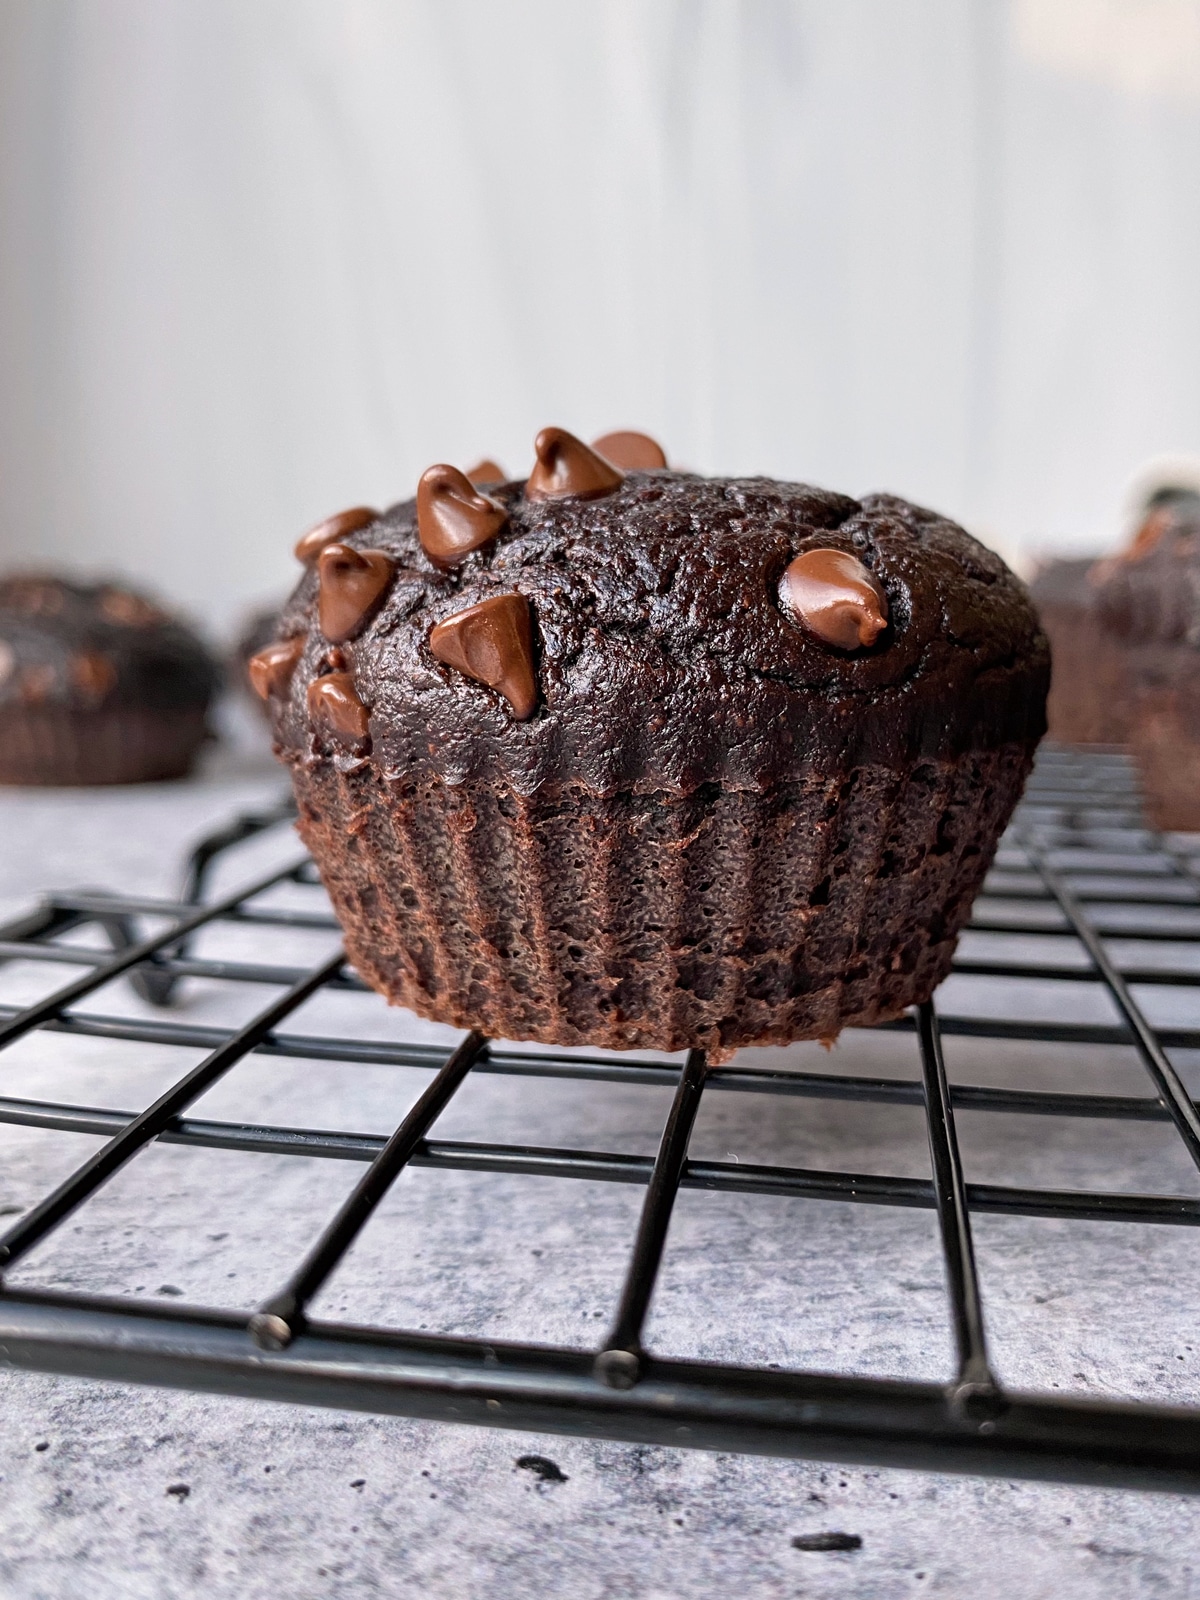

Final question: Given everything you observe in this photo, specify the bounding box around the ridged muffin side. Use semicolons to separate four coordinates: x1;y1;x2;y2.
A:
291;744;1031;1055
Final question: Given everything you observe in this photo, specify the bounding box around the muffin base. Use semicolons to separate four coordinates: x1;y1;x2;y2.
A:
291;743;1033;1056
0;707;209;786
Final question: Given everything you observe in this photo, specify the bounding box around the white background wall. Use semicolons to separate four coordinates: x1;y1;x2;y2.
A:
2;0;1199;637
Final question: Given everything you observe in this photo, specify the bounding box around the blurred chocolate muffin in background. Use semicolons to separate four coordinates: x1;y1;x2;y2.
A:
0;575;219;785
1028;556;1133;745
1093;490;1200;830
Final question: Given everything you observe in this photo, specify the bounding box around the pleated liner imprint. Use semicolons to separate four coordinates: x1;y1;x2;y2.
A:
0;707;210;786
292;740;1032;1058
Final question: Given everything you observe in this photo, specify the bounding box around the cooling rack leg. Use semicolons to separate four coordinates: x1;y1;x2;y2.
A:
0;856;311;1053
595;1048;708;1390
177;801;297;909
914;1001;1004;1424
91;911;179;1007
133;802;301;1008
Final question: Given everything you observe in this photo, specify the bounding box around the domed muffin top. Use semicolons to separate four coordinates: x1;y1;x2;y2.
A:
264;430;1048;794
0;575;219;715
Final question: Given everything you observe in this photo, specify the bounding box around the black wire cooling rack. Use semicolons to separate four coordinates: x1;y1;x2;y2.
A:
2;746;1200;1493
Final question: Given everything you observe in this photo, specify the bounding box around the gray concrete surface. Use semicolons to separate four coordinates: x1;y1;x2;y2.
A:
2;747;1200;1599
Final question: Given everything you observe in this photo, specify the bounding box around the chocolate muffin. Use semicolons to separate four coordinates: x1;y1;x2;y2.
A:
1093;495;1200;830
253;430;1049;1055
1028;557;1133;745
0;575;219;785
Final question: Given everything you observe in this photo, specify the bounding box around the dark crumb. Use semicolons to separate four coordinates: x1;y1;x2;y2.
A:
156;1285;183;1297
165;1483;191;1501
34;1441;49;1453
792;1531;862;1552
350;1479;365;1490
515;1454;568;1485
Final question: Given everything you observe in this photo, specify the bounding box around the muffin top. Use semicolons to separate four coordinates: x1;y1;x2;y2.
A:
263;430;1048;794
1094;501;1200;648
0;575;219;715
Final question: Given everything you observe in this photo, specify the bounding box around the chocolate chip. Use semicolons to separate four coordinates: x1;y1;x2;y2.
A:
4;579;64;617
294;507;379;565
247;637;303;700
68;652;117;705
317;544;395;643
18;663;56;705
308;671;370;743
592;430;667;470
429;593;538;720
417;464;509;569
780;548;888;651
465;459;506;486
524;427;623;502
97;588;164;626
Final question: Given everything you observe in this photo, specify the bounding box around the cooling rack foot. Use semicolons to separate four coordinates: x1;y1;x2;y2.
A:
594;1348;641;1389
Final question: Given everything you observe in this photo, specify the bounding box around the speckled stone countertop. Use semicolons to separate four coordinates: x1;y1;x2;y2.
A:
1;734;1199;1599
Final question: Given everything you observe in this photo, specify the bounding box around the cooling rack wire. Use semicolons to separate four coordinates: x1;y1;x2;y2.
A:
1;746;1199;1492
